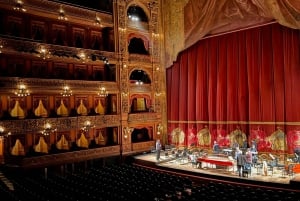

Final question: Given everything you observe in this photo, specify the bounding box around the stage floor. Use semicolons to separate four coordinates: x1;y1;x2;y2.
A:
133;151;298;186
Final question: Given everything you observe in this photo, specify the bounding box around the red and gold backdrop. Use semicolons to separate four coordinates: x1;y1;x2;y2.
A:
167;23;300;154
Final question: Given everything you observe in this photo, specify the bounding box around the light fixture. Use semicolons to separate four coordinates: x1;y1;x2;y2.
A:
155;85;162;96
98;86;108;97
123;127;133;139
82;120;94;132
14;82;30;97
13;0;26;12
122;92;128;97
135;80;143;85
128;6;139;21
60;83;72;97
0;126;10;138
38;46;51;59
58;5;67;20
0;126;4;135
94;13;102;26
41;123;56;136
78;52;87;63
0;43;3;54
100;56;109;65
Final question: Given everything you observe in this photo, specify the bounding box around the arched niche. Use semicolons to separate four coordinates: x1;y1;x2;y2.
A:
128;37;149;54
130;94;151;113
131;127;153;143
127;5;149;23
129;69;151;84
126;4;150;55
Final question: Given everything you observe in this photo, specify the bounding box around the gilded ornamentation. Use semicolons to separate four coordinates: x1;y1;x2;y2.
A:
229;128;247;148
268;127;286;151
171;128;185;145
197;126;211;147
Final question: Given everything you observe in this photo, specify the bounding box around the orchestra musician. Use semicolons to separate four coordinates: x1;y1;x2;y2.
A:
235;147;246;177
250;144;258;165
212;140;220;154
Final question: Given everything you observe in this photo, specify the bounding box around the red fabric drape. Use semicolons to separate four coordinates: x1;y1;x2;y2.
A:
167;23;300;153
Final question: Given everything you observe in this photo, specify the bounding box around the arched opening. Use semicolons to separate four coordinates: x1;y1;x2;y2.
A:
128;37;149;54
127;5;148;22
129;69;151;84
131;127;151;143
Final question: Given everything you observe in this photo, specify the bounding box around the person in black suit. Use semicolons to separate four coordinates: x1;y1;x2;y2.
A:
212;140;220;154
156;139;162;161
235;147;246;177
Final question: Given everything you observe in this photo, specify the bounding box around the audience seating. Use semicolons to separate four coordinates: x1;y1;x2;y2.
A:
0;160;299;201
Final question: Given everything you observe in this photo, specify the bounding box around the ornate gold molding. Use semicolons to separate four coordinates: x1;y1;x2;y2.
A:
20;145;120;168
0;115;121;133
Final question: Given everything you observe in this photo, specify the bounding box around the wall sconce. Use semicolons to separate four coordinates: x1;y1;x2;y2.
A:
82;120;94;132
38;46;51;60
13;0;26;12
123;127;133;139
78;52;87;63
0;42;3;54
157;124;163;135
14;82;30;97
41;123;56;136
119;27;126;32
122;92;128;97
155;92;162;96
152;32;160;38
0;126;4;135
60;83;72;97
94;13;102;26
0;126;11;138
98;86;108;97
155;85;161;96
135;80;143;85
58;5;67;20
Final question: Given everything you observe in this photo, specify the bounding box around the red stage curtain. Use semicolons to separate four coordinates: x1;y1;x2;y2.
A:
167;23;300;153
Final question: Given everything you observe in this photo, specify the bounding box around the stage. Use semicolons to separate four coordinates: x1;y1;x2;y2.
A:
132;151;300;190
